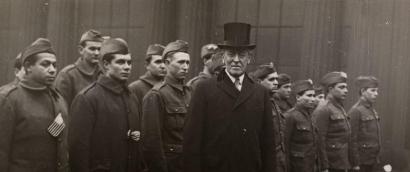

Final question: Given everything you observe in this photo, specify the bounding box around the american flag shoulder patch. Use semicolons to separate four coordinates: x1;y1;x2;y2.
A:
47;113;65;137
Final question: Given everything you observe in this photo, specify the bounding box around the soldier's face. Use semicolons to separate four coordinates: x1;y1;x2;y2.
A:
362;87;378;103
147;55;166;77
260;72;279;92
315;93;325;103
277;83;292;99
223;49;251;77
104;54;132;82
166;52;190;80
79;41;102;66
26;53;57;86
329;82;348;100
297;90;316;109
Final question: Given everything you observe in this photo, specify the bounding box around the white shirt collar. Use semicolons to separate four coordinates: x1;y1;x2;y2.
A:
225;69;244;85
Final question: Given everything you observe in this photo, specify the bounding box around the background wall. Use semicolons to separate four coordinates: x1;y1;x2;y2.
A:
0;0;409;168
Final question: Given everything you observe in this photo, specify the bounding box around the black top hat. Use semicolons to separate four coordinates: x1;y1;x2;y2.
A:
218;22;256;49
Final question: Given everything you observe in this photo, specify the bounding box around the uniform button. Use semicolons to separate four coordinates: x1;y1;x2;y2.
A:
170;148;174;152
331;145;336;148
57;138;62;142
242;128;247;134
57;162;61;166
175;108;179;112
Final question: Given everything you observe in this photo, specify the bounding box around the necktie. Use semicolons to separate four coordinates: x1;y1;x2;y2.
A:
234;78;241;91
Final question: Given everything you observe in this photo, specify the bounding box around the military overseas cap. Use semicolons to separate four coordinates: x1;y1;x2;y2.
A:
162;40;189;59
292;79;314;95
79;29;104;45
201;44;218;59
100;38;129;60
146;44;165;58
278;73;291;87
320;71;347;87
21;38;55;63
251;62;277;80
355;76;379;88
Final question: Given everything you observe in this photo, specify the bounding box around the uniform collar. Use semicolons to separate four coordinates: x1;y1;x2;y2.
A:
140;71;163;86
295;103;311;117
327;95;344;108
165;74;186;92
75;58;100;76
358;97;373;108
97;75;128;94
19;77;48;91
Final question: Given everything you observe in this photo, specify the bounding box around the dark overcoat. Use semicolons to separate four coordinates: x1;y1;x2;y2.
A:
0;79;69;172
69;75;142;172
183;71;275;172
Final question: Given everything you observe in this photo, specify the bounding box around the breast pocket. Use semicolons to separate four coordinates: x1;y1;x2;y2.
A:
295;124;313;142
164;105;187;130
360;115;376;132
329;113;349;132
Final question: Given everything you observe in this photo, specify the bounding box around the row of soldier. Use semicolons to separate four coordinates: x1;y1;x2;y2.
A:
0;22;384;172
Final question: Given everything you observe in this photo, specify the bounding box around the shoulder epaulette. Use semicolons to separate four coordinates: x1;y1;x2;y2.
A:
78;82;97;95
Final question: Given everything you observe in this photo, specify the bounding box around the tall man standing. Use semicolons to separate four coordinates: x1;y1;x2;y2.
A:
129;44;166;102
349;76;381;172
251;62;287;172
55;29;104;106
69;38;142;172
183;22;275;172
0;38;69;172
313;71;358;172
274;73;293;112
142;40;191;172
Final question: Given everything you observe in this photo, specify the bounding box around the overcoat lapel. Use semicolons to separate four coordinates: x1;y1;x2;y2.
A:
216;72;240;99
233;75;255;110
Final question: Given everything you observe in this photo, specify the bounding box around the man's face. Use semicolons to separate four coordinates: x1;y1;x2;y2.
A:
277;83;292;99
26;53;57;86
104;54;132;82
260;72;279;92
79;41;102;66
166;52;190;80
362;87;378;103
147;55;166;77
329;82;348;100
297;90;317;109
223;49;251;77
315;93;325;103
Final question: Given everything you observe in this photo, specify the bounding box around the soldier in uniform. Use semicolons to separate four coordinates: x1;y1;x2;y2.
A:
314;85;326;108
142;40;191;172
313;71;359;172
69;38;142;172
129;44;166;103
251;62;287;172
55;29;104;106
0;38;69;172
284;79;326;172
0;52;24;90
349;76;381;172
183;22;275;172
186;43;221;91
273;73;293;112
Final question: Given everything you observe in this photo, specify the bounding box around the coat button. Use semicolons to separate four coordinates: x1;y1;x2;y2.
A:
170;148;174;152
242;128;247;134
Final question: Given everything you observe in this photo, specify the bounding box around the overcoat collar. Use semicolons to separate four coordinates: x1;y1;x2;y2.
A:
217;71;256;110
97;75;128;95
75;58;100;76
140;71;163;87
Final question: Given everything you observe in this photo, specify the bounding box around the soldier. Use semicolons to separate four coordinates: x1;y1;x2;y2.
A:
184;22;275;172
129;44;166;103
69;38;142;172
349;76;381;172
0;38;69;172
251;62;287;172
313;71;359;172
314;85;326;108
284;79;326;172
0;52;24;90
55;29;104;106
142;40;191;172
274;73;293;112
186;43;220;91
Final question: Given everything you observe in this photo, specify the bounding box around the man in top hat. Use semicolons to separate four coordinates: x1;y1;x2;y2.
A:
55;29;104;106
251;62;287;172
184;22;275;172
142;40;191;172
0;38;69;172
274;73;294;112
313;71;358;172
348;76;381;172
187;43;223;91
129;44;166;103
0;52;24;91
69;38;142;172
284;79;326;172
